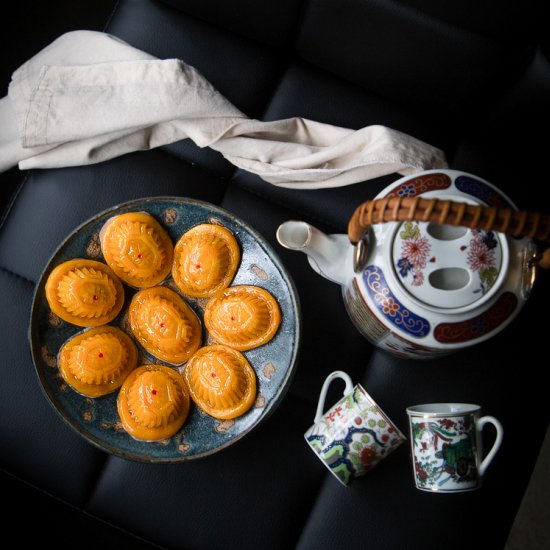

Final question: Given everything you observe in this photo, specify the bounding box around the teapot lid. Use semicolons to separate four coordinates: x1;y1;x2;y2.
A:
391;221;508;311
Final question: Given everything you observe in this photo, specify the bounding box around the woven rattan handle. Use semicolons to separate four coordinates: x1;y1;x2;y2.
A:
348;197;550;268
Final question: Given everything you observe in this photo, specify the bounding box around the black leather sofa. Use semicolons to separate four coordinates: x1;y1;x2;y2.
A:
1;1;549;548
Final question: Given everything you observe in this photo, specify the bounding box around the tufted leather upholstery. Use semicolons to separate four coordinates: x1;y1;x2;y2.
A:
1;0;549;547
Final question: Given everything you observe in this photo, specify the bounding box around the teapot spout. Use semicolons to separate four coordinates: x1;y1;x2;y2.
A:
276;221;353;286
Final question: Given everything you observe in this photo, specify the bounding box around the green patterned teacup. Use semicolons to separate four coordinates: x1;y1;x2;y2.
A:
406;403;503;493
304;371;406;486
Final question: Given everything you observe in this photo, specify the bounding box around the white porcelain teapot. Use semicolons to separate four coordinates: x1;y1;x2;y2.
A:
277;170;549;359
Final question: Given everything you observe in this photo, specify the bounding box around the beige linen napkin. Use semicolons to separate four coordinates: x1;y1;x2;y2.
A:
0;31;447;188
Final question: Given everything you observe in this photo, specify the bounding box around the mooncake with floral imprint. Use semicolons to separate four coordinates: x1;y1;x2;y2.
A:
184;345;256;419
100;212;173;288
59;326;138;397
45;259;125;327
129;286;201;364
117;364;190;441
172;224;240;298
204;286;281;351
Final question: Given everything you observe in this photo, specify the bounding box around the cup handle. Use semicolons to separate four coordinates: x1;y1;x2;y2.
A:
314;371;354;424
477;415;504;476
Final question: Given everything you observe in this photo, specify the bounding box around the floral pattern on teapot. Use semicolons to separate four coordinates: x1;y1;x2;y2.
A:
395;221;431;287
363;265;430;338
277;169;535;359
464;230;499;295
385;172;452;198
434;292;517;343
395;222;501;297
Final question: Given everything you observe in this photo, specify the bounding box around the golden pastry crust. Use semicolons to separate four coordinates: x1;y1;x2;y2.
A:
117;364;190;441
100;212;173;288
204;286;281;351
172;224;240;298
58;326;138;397
129;286;202;364
184;345;256;420
45;259;125;327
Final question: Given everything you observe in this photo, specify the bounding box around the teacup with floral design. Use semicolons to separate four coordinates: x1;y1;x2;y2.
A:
305;371;406;486
406;403;503;493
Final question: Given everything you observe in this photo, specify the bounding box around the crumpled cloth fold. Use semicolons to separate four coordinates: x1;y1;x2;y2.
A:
0;31;447;188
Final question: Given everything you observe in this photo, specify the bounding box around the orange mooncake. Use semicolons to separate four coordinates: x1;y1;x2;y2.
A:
184;345;256;420
204;285;281;351
58;326;138;397
172;224;240;298
117;364;190;441
100;212;173;288
129;286;201;364
45;259;125;327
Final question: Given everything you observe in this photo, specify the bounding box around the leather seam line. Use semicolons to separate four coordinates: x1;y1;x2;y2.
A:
82;454;110;510
368;0;505;45
256;62;291;122
155;0;296;53
0;171;30;234
156;145;237;183
0;466;166;549
0;264;36;286
102;0;121;33
231;179;345;233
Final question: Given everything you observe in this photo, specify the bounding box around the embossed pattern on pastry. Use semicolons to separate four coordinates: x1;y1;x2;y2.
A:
59;326;138;397
129;286;201;364
184;345;256;419
204;286;281;350
45;259;125;327
100;212;173;288
117;364;190;441
172;224;240;297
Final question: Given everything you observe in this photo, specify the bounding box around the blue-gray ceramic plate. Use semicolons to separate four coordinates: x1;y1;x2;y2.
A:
29;197;301;462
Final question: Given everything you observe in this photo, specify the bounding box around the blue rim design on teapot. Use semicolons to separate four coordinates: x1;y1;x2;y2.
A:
362;265;430;338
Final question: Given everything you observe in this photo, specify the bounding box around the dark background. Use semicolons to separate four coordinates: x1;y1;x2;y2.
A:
1;1;549;549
